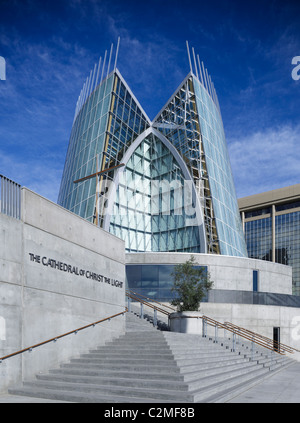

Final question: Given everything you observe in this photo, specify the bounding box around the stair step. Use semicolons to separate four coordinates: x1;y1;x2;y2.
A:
7;311;293;403
182;360;260;381
63;360;181;372
8;385;184;403
50;366;184;381
36;373;189;391
69;357;178;366
193;367;269;402
81;351;174;359
12;379;194;402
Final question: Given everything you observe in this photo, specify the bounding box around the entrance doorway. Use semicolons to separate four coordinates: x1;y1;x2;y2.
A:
273;327;280;352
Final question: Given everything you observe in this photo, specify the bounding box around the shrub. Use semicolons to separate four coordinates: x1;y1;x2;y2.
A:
171;255;213;312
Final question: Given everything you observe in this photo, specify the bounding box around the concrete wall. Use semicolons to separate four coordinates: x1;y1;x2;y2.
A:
167;304;300;356
200;302;300;355
0;188;125;393
127;252;300;354
126;252;292;295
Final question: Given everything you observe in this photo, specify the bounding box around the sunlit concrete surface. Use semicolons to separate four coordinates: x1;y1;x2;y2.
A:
0;394;70;403
228;361;300;403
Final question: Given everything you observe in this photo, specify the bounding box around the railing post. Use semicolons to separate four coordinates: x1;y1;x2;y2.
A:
153;309;157;327
127;296;131;312
270;348;273;368
251;336;255;361
140;303;144;319
232;332;236;352
202;318;207;338
214;324;218;343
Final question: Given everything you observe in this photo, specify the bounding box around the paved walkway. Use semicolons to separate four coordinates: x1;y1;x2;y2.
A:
0;394;65;402
228;361;300;403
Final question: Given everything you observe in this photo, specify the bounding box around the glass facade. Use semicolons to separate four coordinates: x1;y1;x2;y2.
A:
193;78;246;257
243;202;300;295
58;71;150;225
244;217;272;261
275;211;300;294
58;74;115;221
58;58;247;258
109;133;202;252
154;75;247;257
126;264;207;301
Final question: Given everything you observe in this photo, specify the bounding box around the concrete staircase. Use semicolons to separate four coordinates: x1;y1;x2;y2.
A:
8;311;293;403
163;331;292;402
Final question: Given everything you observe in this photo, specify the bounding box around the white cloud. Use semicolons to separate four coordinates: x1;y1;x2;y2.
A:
228;124;300;198
0;149;62;203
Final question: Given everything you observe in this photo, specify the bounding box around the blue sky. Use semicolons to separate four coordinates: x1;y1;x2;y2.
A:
0;0;299;202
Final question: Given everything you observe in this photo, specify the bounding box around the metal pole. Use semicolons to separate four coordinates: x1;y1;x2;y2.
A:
201;61;208;91
140;303;144;319
95;56;102;89
192;47;199;79
153;309;157;327
127;296;131;312
271;349;274;369
107;43;113;77
100;50;107;85
186;41;193;74
114;37;120;71
197;55;204;85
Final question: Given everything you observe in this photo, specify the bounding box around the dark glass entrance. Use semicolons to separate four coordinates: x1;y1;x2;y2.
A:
273;327;280;352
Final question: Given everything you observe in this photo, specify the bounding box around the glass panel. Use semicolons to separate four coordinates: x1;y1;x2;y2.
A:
126;264;207;301
109;134;202;252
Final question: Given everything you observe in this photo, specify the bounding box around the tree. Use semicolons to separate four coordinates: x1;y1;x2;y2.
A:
170;255;213;312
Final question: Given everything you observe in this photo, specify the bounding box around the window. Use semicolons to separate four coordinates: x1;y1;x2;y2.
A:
253;270;258;292
126;264;207;301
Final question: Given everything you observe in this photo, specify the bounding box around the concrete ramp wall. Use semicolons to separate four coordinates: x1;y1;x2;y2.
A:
0;188;125;393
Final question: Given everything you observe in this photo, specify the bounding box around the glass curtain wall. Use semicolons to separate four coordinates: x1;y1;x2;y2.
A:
275;211;300;295
243;205;300;295
109;133;202;252
58;64;247;259
58;71;150;225
154;75;247;257
244;218;273;260
193;77;247;257
58;73;114;221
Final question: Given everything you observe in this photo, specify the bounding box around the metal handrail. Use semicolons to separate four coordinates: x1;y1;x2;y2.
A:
126;290;298;356
223;321;300;354
127;290;176;314
127;292;170;316
0;309;127;363
202;315;294;355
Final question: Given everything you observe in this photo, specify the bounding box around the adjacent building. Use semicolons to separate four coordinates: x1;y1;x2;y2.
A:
239;184;300;296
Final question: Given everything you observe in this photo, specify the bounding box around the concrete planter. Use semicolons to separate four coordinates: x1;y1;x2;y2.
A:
169;311;203;335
